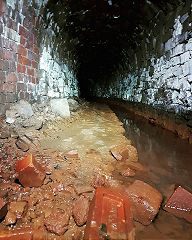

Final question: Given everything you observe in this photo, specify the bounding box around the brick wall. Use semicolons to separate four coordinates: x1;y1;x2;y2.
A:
0;0;40;115
0;0;79;116
93;1;192;116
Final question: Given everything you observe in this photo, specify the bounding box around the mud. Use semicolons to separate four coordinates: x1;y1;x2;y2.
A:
0;102;138;239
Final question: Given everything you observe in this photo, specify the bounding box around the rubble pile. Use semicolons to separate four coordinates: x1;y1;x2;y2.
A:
0;99;191;239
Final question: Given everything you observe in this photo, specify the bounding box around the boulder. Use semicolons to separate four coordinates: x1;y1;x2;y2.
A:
16;153;45;187
50;98;70;117
163;186;192;223
73;195;90;226
44;208;70;235
125;180;162;225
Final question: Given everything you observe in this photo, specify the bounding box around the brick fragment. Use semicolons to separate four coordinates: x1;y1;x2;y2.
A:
16;153;46;187
9;201;27;218
125;180;162;225
110;144;129;161
163;186;192;223
44;208;70;235
73;195;90;226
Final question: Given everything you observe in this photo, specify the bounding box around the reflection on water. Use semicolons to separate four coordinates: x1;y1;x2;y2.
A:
112;106;192;240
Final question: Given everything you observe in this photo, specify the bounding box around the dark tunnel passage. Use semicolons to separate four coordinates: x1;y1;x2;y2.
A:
44;0;184;98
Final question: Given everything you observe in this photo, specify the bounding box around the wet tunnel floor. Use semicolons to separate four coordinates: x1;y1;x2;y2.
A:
111;104;192;239
1;101;192;239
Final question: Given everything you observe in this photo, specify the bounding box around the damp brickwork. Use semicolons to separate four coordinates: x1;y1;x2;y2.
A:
93;1;192;117
0;0;79;115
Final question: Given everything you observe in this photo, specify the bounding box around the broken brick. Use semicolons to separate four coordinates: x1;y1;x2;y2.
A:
15;138;29;152
125;180;162;225
84;187;134;240
9;201;27;218
110;144;129;161
163;186;192;223
44;208;70;235
16;153;45;187
73;195;90;226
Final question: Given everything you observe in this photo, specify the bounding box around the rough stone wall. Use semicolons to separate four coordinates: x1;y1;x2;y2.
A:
93;1;192;116
0;0;79;115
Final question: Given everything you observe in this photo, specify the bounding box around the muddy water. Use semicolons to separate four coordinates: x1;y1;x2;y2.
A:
39;103;135;185
112;106;192;240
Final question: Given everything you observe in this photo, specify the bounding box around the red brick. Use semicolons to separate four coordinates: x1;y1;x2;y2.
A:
33;45;39;55
18;45;27;56
2;49;12;60
17;64;26;74
84;187;134;240
125;180;162;225
1;83;16;93
0;1;6;13
20;35;26;46
27;68;34;76
19;25;29;39
18;54;31;66
0;71;6;82
163;186;192;223
16;153;45;187
6;73;17;82
32;60;38;69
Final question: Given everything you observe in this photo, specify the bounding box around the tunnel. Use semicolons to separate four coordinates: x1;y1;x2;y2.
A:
0;0;192;239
